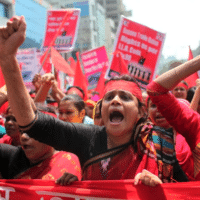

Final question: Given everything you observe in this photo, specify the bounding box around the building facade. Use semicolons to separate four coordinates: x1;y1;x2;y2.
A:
0;0;14;26
97;0;132;32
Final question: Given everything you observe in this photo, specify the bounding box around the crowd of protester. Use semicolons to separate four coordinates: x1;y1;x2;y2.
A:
1;16;200;189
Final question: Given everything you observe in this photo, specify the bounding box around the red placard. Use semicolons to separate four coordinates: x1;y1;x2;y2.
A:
107;17;165;89
81;46;109;90
42;9;80;52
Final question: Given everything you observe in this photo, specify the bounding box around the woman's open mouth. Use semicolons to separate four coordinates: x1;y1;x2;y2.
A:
109;111;124;124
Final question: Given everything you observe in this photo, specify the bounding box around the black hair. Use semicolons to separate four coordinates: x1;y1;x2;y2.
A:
60;94;85;112
66;86;85;99
36;104;57;115
181;80;189;88
186;86;196;102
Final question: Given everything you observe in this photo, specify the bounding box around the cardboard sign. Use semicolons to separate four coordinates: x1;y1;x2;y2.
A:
42;9;80;52
81;46;109;90
107;17;165;89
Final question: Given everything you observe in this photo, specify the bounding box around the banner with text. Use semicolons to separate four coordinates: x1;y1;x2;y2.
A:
81;46;109;90
16;48;40;87
0;179;199;200
107;16;165;89
42;9;80;52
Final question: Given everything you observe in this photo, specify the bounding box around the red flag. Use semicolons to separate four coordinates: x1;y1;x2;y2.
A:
39;11;73;73
68;57;77;71
95;64;108;98
73;52;88;100
51;47;74;76
40;49;52;73
109;51;129;76
184;46;199;88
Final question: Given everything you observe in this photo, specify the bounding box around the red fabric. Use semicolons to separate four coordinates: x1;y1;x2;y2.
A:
95;64;107;98
41;111;57;118
16;151;81;181
83;146;158;180
1;179;200;200
51;47;74;76
40;49;52;73
103;80;142;102
147;81;200;180
0;134;13;145
41;12;73;73
73;52;88;100
68;56;77;71
174;82;188;90
67;87;84;99
184;46;199;88
110;51;129;76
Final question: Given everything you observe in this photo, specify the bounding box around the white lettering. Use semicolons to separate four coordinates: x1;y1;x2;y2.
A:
148;46;158;54
129;47;141;56
120;36;140;47
47;28;56;32
48;22;60;27
120;52;132;62
137;33;148;41
84;63;103;73
82;52;97;60
0;186;15;200
122;27;137;37
83;58;98;67
148;37;159;46
141;43;148;50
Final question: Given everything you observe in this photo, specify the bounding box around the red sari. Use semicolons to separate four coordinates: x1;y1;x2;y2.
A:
83;123;174;182
15;151;82;181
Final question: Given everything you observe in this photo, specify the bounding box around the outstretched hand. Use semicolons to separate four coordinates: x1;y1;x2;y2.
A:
134;169;163;187
0;16;26;61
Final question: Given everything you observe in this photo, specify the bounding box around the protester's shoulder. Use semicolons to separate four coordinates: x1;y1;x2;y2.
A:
0;143;22;158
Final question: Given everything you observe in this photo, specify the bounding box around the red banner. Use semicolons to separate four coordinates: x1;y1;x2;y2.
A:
0;179;199;200
81;46;109;90
42;9;80;52
107;17;165;89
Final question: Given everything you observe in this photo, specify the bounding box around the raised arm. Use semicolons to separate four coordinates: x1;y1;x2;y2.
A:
0;16;35;126
0;85;8;107
34;73;55;103
190;79;200;112
155;55;200;90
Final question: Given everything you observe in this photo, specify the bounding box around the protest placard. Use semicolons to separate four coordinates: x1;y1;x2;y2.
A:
16;48;39;85
42;9;80;52
107;17;165;89
81;46;109;90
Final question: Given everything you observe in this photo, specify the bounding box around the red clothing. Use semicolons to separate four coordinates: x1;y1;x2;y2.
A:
0;135;13;145
83;123;174;182
15;151;82;181
84;146;158;180
147;81;199;180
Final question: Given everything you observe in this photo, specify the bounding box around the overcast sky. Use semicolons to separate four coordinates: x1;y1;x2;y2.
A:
123;0;200;59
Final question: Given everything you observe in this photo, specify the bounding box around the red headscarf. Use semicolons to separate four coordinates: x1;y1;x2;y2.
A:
103;80;142;102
